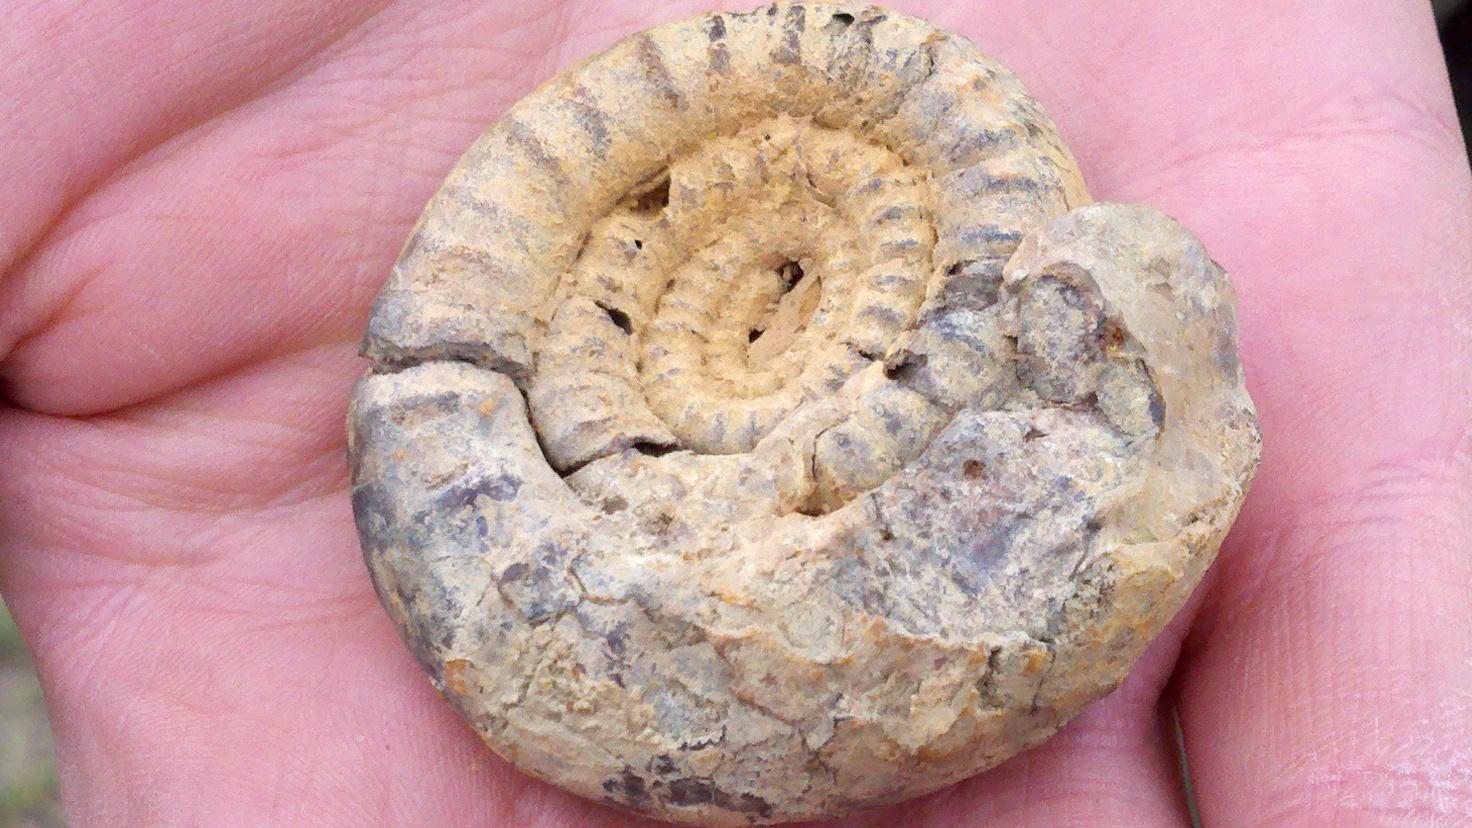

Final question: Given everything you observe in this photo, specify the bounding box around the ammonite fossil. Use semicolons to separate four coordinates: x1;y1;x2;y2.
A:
348;4;1261;824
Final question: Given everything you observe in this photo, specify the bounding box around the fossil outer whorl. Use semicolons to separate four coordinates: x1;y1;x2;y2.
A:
348;4;1261;825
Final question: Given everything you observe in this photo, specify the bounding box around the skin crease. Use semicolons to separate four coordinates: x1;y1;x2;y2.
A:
0;0;1468;824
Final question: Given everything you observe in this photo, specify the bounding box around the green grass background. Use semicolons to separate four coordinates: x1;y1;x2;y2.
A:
0;599;61;828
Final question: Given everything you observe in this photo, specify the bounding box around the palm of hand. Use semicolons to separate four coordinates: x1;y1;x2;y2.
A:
2;1;1469;825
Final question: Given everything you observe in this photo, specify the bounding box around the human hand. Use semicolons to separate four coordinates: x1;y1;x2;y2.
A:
2;1;1469;825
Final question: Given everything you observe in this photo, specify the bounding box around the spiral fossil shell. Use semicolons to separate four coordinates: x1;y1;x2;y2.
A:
347;3;1261;824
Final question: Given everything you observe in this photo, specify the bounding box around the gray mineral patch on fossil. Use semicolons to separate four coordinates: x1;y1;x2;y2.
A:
347;3;1261;825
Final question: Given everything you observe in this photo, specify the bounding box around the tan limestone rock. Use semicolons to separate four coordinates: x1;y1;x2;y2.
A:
348;4;1261;824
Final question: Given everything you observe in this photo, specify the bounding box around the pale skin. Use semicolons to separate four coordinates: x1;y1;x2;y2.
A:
1;0;1470;825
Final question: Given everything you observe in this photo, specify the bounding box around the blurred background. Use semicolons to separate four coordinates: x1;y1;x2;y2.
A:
0;5;1469;827
0;603;60;828
1445;1;1472;148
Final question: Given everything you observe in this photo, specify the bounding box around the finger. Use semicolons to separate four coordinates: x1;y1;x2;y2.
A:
0;0;384;276
1145;4;1472;826
0;0;556;412
1181;478;1472;825
0;0;750;415
0;344;672;827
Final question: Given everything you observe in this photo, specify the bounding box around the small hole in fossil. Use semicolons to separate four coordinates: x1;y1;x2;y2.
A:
794;482;835;517
746;260;819;364
1148;389;1166;428
824;11;856;34
631;441;678;458
777;260;804;293
883;352;927;382
596;302;633;335
631;174;670;213
1099;319;1126;351
1024;427;1047;441
633;238;643;250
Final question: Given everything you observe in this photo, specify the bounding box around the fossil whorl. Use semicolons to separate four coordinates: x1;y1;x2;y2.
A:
348;4;1261;825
